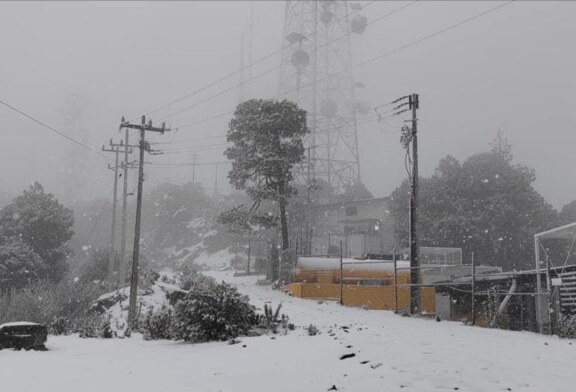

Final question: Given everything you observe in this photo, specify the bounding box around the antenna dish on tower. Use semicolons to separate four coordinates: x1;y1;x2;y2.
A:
291;49;310;69
286;32;306;44
320;11;334;24
350;14;368;35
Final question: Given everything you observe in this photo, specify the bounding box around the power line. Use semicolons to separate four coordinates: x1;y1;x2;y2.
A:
152;105;402;157
142;0;378;120
173;1;513;131
0;98;110;160
276;1;515;101
155;142;229;152
0;97;188;191
150;134;226;145
159;1;416;122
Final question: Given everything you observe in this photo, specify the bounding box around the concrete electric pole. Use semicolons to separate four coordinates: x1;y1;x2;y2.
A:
119;115;170;329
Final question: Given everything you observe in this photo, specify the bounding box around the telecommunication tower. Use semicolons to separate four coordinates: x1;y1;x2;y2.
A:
278;0;368;191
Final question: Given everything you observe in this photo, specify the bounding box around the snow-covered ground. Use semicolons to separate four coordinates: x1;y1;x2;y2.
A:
2;271;575;392
195;248;235;270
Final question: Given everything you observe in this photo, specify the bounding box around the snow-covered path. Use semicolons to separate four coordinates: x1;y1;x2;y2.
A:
1;271;575;392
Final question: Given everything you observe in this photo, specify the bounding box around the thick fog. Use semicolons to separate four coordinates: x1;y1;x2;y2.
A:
1;1;574;209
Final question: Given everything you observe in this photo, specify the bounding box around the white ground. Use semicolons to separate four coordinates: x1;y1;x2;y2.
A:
2;271;575;392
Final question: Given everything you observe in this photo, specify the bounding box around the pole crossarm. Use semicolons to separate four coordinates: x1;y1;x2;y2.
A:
120;116;170;134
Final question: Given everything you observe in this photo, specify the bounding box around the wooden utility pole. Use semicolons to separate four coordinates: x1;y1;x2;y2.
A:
120;115;169;329
214;164;218;197
107;139;134;287
247;235;251;275
101;140;132;284
101;143;120;282
306;146;311;256
471;252;476;325
119;132;132;287
393;246;398;314
408;93;420;315
191;153;198;185
339;240;343;305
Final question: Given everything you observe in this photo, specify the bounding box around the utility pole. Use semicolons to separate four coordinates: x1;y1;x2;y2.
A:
339;240;343;305
101;140;132;285
101;143;120;283
409;93;420;315
120;115;169;329
305;145;316;256
106;139;134;287
214;164;218;197
306;146;311;256
471;251;476;325
396;93;420;314
393;246;398;314
247;235;251;275
191;153;198;185
119;131;132;287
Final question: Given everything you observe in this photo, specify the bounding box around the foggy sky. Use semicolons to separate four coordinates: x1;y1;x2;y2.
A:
1;1;575;209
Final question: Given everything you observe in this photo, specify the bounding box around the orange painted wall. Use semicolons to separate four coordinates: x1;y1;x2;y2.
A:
288;282;435;313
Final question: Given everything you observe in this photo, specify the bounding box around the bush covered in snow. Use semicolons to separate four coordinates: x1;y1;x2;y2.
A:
77;315;114;339
139;306;173;341
171;280;256;342
179;271;216;291
557;314;576;338
0;279;106;334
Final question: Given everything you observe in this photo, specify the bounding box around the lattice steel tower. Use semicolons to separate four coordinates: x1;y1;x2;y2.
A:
278;0;367;191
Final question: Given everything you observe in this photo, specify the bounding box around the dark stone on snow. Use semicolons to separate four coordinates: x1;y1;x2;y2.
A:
0;322;47;351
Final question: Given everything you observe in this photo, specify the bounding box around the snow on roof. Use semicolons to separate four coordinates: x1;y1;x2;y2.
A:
0;321;42;328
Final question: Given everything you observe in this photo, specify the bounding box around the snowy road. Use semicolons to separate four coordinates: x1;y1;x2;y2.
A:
1;271;575;392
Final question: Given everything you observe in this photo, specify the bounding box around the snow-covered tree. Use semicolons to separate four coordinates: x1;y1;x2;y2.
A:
391;144;558;270
0;182;74;282
0;236;44;292
223;99;309;253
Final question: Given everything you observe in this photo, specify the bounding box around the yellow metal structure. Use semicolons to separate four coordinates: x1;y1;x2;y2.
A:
288;260;436;314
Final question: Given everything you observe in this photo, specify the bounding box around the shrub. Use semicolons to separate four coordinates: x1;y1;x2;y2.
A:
558;314;576;338
179;271;215;291
171;281;255;342
77;315;114;339
307;324;319;336
250;303;289;334
0;278;106;334
139;306;173;340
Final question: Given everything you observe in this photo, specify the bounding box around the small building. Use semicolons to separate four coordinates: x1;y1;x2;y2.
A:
309;197;395;257
287;256;436;313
